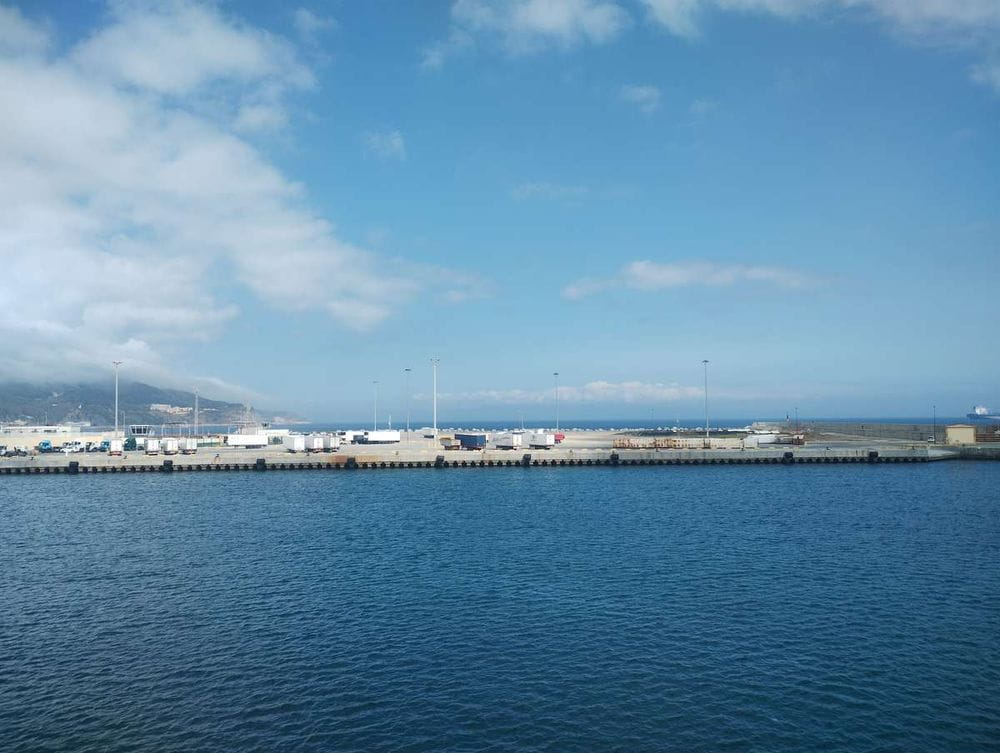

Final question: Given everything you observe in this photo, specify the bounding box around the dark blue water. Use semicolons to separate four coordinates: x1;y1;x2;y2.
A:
3;464;999;752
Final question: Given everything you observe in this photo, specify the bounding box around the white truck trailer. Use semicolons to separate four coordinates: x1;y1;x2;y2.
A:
145;438;161;455
226;434;268;448
527;432;556;449
362;430;401;444
304;436;325;453
161;438;179;455
321;435;339;451
180;438;198;454
494;432;523;450
283;435;306;453
108;439;124;456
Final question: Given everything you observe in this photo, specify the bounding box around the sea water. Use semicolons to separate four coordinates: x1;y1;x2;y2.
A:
2;463;998;752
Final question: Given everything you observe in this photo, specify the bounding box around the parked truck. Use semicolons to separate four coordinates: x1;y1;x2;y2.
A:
180;438;198;455
226;434;268;448
36;440;54;453
304;436;325;453
108;439;123;456
283;435;306;453
161;438;179;455
494;432;522;450
455;432;488;450
361;430;401;444
322;435;339;451
527;432;556;449
145;438;161;455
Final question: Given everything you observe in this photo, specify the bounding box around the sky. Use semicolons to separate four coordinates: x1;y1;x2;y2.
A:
0;0;998;422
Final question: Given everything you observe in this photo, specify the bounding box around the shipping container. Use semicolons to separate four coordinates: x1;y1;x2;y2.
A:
180;438;198;454
455;432;487;449
283;435;306;453
161;438;179;455
494;432;522;450
362;430;401;444
527;432;556;449
145;438;161;455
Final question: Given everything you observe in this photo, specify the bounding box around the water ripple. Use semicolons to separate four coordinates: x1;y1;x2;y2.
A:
2;465;999;752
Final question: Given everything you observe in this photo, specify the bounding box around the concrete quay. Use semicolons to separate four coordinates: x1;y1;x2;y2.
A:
0;443;954;476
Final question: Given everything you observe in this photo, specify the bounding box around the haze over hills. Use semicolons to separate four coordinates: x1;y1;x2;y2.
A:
0;382;304;427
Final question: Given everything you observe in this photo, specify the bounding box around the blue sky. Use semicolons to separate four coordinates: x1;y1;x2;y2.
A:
1;0;998;421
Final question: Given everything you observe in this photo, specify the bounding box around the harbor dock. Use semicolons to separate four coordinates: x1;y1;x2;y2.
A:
0;443;958;476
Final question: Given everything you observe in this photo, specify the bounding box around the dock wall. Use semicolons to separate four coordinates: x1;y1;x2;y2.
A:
0;446;958;476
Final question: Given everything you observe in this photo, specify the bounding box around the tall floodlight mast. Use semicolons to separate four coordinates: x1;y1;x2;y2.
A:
112;361;123;439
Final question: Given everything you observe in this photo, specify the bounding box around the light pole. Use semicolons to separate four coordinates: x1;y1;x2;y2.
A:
702;359;709;447
932;404;937;442
404;368;412;439
553;371;560;432
194;388;199;436
112;360;122;438
431;358;440;436
373;380;379;431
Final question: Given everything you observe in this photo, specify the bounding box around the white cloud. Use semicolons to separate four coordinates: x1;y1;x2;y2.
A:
620;83;662;113
511;181;589;200
563;260;814;299
73;1;314;95
425;0;630;66
439;380;705;404
0;4;49;55
638;0;1000;91
363;129;407;161
0;3;480;385
293;7;336;38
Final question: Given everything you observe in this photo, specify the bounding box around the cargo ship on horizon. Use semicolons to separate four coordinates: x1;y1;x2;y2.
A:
967;405;1000;421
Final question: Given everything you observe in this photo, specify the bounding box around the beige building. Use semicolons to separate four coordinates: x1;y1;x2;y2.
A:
945;424;977;446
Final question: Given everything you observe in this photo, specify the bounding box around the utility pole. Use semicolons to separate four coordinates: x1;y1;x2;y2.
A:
431;358;440;437
553;371;560;432
373;380;379;431
404;367;412;439
702;359;710;448
112;361;122;438
194;388;199;436
932;404;937;442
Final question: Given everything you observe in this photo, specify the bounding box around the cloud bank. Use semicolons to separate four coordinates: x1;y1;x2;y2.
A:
438;380;705;405
423;0;630;68
563;260;814;299
424;0;1000;92
0;2;478;387
638;0;1000;90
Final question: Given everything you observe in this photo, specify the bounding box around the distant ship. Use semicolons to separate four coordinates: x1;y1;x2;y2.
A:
966;405;1000;421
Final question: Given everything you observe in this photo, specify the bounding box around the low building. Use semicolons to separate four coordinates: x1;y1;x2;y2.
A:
946;424;977;445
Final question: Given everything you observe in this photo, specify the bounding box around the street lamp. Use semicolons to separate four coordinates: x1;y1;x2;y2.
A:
702;359;709;448
373;380;379;431
112;360;122;439
553;371;560;432
431;358;440;436
404;368;412;439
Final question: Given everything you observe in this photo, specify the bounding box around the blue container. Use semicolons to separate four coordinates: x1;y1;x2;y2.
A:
455;433;487;449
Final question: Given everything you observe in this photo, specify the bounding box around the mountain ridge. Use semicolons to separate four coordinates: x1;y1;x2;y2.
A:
0;381;304;427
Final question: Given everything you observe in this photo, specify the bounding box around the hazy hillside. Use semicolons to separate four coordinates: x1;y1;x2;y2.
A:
0;382;303;427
